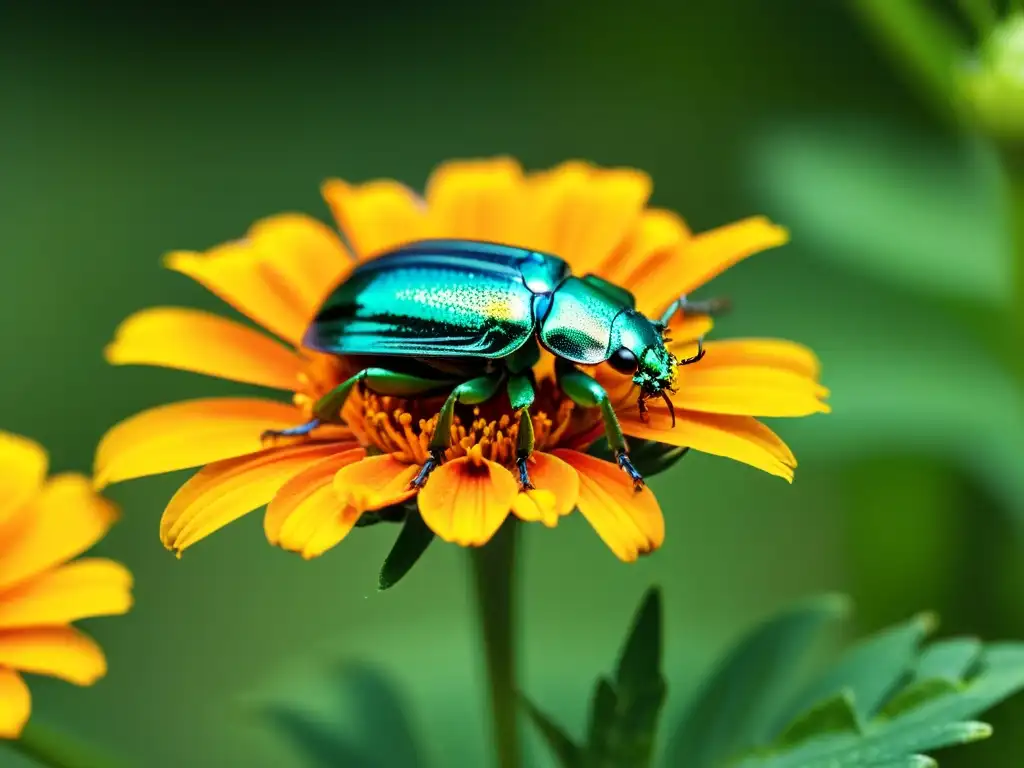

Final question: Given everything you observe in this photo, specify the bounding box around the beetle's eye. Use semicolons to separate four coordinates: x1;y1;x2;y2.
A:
607;347;638;374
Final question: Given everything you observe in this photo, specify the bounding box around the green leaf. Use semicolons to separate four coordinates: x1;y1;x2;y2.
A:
775;693;859;749
519;695;583;768
379;510;435;590
912;638;982;682
257;662;427;768
663;594;850;768
588;439;690;479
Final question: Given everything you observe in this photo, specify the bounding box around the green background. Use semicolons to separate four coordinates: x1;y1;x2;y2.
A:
2;0;1021;765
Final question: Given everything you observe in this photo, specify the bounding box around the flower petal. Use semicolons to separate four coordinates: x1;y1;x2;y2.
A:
510;452;579;527
619;409;797;481
0;559;133;629
417;449;518;546
333;455;420;513
0;627;106;685
161;442;348;555
630;217;789;317
701;338;822;379
670;361;829;418
264;448;365;558
105;308;305;390
0;475;117;592
321;179;428;259
666;314;715;348
94;398;307;489
597;208;690;284
552;450;664;562
0;669;29;738
0;432;47;532
526;163;653;272
165;213;351;344
425;157;527;243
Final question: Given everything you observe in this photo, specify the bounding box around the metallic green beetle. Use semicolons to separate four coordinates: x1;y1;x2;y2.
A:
263;239;713;490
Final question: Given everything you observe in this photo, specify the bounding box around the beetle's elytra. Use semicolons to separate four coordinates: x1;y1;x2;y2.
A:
263;239;713;491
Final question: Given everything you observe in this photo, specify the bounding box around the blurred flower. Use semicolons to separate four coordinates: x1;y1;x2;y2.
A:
95;158;828;562
0;432;132;738
959;11;1024;140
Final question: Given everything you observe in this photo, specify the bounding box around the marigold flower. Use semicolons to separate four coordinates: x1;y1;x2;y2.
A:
0;432;132;737
95;158;828;562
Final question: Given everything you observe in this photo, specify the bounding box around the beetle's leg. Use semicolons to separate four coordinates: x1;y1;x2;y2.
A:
557;365;644;491
659;294;730;326
261;368;452;443
411;375;505;489
507;373;537;489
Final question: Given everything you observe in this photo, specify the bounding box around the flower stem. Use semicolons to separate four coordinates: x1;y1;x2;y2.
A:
469;519;521;768
12;721;124;768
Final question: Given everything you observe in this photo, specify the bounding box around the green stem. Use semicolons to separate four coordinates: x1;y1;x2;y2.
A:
999;145;1024;377
469;519;521;768
11;721;124;768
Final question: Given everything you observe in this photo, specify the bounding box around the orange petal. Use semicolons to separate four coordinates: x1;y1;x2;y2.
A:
0;627;106;686
0;432;47;533
552;450;664;562
333;454;420;513
526;163;653;272
511;452;579;527
619;409;797;481
165;214;351;344
0;668;29;738
630;217;789;317
161;442;348;555
701;338;821;379
597;208;690;284
670;365;829;418
666;314;715;348
264;448;365;558
0;475;117;592
424;157;527;243
321;179;428;259
94;397;306;489
105;308;305;390
0;559;133;629
417;448;518;546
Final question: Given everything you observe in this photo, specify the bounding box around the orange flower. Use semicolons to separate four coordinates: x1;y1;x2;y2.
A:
95;158;828;563
0;432;133;738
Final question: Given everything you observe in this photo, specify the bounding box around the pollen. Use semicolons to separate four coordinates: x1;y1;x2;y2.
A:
343;386;580;468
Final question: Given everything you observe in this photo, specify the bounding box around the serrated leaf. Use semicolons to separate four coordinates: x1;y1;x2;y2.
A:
664;593;850;768
773;613;935;729
588;439;690;479
379;510;435;590
520;695;583;768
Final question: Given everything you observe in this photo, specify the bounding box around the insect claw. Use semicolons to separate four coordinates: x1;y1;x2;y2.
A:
516;456;534;490
260;418;321;445
676;336;706;367
614;450;646;492
637;396;651;424
409;450;444;489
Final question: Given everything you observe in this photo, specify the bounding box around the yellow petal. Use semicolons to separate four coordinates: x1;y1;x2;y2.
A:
417;450;518;546
264;448;365;558
161;442;348;555
165;214;351;345
0;559;132;629
619;410;797;481
670;365;830;418
552;450;664;562
321;179;428;259
0;432;47;533
597;208;690;284
333;455;420;513
527;163;652;272
94;398;307;489
105;308;305;390
510;452;579;527
701;338;822;379
0;475;117;592
630;216;789;317
0;627;106;685
0;668;29;738
424;157;526;243
666;314;715;348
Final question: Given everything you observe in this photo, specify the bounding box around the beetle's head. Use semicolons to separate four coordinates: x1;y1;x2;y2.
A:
607;311;680;424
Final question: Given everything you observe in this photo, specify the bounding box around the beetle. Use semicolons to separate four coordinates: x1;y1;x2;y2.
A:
262;239;718;490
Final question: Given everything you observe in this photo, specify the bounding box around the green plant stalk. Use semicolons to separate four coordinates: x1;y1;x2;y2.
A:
11;721;124;768
469;519;521;768
1005;149;1024;373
